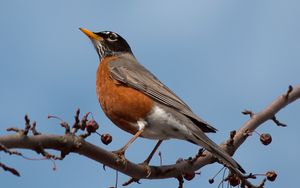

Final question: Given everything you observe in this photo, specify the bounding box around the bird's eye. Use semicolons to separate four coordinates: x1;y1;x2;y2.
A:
107;32;118;41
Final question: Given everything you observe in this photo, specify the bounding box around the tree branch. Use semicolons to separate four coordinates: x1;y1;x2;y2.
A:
1;84;299;186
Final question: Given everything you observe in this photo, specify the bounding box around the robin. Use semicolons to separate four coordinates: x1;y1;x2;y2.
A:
79;28;245;174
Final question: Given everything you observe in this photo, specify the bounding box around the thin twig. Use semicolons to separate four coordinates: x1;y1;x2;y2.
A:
0;84;299;186
0;162;20;176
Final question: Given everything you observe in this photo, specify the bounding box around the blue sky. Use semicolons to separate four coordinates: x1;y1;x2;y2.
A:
0;1;299;187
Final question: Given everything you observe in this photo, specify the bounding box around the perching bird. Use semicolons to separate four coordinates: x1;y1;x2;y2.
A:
80;28;245;174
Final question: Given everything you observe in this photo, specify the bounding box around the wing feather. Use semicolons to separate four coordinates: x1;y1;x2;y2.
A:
108;54;217;133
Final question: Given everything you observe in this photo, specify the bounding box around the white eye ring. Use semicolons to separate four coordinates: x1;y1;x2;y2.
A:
107;32;118;42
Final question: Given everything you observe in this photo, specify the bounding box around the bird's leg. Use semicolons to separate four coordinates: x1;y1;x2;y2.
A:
113;126;145;157
123;140;163;184
139;140;163;178
142;140;163;165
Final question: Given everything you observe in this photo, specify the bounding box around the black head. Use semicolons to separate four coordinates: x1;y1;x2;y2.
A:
80;28;132;59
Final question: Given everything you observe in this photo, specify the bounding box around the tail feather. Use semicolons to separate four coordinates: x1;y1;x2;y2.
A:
192;132;245;174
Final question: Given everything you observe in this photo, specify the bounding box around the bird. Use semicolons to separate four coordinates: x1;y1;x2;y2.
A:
79;28;245;174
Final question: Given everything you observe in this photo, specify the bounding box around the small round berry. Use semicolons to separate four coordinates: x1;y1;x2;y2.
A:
266;171;277;182
228;173;240;187
183;172;195;181
260;133;272;145
101;133;112;145
86;119;99;133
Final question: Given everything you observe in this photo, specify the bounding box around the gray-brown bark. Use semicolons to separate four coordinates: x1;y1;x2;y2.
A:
0;84;299;187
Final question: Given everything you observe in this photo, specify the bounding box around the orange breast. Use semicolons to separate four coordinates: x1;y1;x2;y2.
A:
96;56;154;135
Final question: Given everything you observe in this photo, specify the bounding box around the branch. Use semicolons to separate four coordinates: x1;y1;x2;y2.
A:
0;84;299;185
233;84;298;150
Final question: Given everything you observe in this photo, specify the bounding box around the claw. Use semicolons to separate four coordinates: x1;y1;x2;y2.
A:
112;149;127;167
141;162;152;178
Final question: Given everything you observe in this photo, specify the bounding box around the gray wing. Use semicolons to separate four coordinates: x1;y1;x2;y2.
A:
108;54;217;133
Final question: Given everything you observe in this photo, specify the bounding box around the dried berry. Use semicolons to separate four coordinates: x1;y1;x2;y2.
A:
260;133;272;145
266;171;277;182
101;133;112;145
86;119;99;133
228;173;240;187
183;172;195;181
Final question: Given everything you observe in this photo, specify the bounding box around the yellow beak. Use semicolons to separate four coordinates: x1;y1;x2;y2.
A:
79;28;103;41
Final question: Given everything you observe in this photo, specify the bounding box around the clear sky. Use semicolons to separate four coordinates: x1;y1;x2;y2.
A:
0;1;299;188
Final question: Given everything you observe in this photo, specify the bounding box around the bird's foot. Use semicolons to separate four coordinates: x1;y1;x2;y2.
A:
112;148;127;167
138;161;152;178
136;152;154;178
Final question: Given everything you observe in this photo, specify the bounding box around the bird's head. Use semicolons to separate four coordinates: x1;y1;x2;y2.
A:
80;28;132;59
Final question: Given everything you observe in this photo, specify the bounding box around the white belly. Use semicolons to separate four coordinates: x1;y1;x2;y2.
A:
131;106;190;140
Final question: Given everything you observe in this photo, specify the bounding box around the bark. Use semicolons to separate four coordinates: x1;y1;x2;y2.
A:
1;84;299;187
